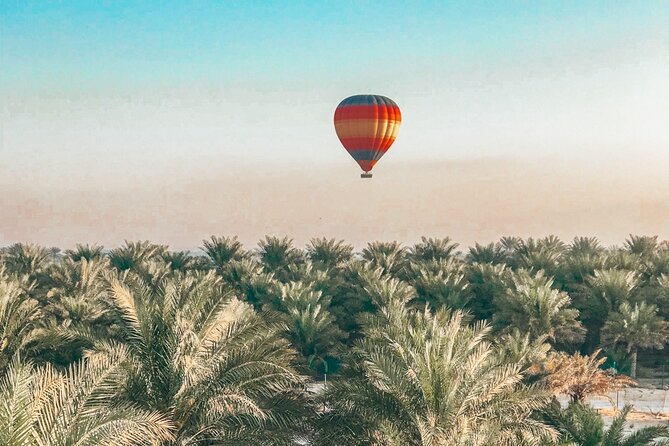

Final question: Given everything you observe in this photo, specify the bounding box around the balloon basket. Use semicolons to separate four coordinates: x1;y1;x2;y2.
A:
360;172;373;179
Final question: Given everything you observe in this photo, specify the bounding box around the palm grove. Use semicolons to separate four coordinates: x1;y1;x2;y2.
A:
1;235;669;445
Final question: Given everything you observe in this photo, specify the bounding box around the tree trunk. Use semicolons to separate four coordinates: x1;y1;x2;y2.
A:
629;348;638;378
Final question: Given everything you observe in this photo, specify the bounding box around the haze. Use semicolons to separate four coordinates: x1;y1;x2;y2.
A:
1;1;668;249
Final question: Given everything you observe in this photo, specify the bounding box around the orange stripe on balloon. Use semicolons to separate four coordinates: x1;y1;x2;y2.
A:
334;120;401;138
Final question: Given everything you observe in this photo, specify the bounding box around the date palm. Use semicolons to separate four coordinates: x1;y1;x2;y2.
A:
316;302;555;446
409;237;459;262
108;240;167;271
306;238;354;270
466;262;509;321
542;350;634;403
406;258;470;310
624;235;659;258
467;242;508;265
514;236;565;277
106;268;308;444
201;235;247;271
64;243;105;262
541;401;669;445
576;269;639;353
0;269;41;372
494;270;585;345
1;243;55;278
272;281;346;375
361;241;408;278
600;301;669;378
257;236;305;283
0;350;174;446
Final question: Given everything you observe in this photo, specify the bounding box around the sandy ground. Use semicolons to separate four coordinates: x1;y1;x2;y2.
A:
311;383;669;432
560;388;669;432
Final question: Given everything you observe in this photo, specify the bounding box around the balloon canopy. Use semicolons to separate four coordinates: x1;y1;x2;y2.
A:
334;95;401;178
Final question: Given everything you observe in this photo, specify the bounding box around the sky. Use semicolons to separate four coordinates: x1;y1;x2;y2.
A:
1;1;668;250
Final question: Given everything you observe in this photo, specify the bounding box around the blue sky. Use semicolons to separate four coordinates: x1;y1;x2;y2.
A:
1;1;668;247
3;1;667;89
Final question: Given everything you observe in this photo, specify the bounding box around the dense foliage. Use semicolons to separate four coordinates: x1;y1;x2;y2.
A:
1;235;668;445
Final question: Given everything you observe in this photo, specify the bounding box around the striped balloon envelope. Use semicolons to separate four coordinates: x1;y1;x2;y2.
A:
334;95;401;178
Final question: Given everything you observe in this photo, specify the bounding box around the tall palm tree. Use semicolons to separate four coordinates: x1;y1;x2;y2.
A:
361;241;408;278
655;274;669;320
493;270;585;345
0;269;41;372
406;258;470;310
257;236;305;283
466;262;510;321
624;235;659;258
107;240;167;271
568;237;604;256
306;238;353;270
541;401;669;445
316;302;555;446
64;243;105;262
600;301;669;378
513;237;565;277
201;235;248;271
40;258;119;366
1;243;55;278
466;242;508;265
219;257;278;310
576;269;639;352
409;237;459;262
0;350;174;446
272;281;346;376
106;268;308;444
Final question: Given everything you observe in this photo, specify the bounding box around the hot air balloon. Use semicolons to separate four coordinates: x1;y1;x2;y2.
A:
334;94;401;178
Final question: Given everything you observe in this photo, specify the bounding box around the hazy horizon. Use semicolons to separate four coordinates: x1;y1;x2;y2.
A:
2;1;668;248
2;155;669;251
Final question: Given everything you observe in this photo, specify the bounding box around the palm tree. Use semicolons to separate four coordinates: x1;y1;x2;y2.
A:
465;262;509;321
40;258;119;366
405;258;470;310
0;350;174;446
106;268;308;444
493;270;585;345
219;257;278;310
542;350;634;403
541;400;669;445
201;235;247;271
494;328;551;376
160;250;199;272
272;281;346;376
306;238;353;270
655;274;669;320
257;236;305;283
64;243;105;261
467;242;508;265
600;301;669;378
409;237;459;262
0;269;41;372
625;235;659;258
1;243;55;277
576;269;639;353
315;302;555;446
568;237;604;256
513;236;565;277
361;241;408;278
107;240;167;271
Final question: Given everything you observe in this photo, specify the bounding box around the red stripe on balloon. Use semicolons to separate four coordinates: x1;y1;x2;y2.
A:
334;104;402;121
